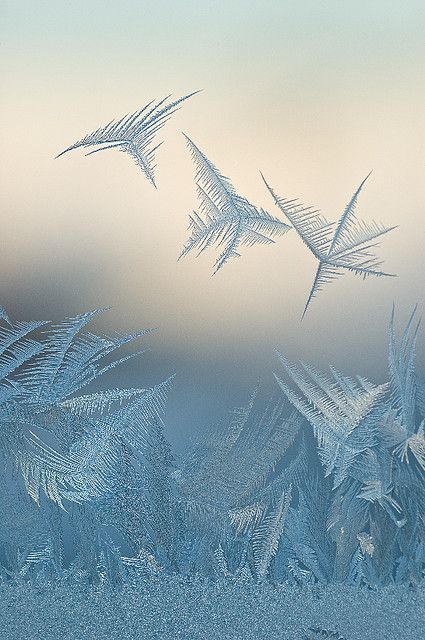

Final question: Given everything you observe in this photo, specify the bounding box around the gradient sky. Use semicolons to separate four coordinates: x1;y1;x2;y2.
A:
1;1;424;448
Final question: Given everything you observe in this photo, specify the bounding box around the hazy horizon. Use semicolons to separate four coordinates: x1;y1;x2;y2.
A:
2;1;424;448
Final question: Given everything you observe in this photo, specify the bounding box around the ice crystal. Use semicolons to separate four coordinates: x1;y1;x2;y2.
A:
262;173;397;316
56;92;199;186
179;136;290;273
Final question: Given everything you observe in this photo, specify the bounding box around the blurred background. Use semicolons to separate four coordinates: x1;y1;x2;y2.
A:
1;1;424;450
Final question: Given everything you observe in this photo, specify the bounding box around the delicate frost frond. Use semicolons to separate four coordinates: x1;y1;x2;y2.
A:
19;309;154;403
284;474;335;583
0;320;47;382
122;551;162;574
0;308;172;508
263;172;396;316
252;486;292;580
275;351;388;484
180;137;290;273
228;502;265;535
18;377;174;506
60;387;149;416
213;544;231;577
388;305;420;432
357;532;375;556
17;309;108;399
301;263;343;320
393;420;425;470
261;173;334;258
179;391;300;515
18;432;92;507
275;352;387;435
356;479;405;526
102;376;175;452
184;135;238;212
56;92;199;186
327;172;373;255
0;307;11;325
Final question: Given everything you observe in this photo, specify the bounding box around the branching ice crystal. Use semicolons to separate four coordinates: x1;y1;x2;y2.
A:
262;172;397;317
179;135;290;273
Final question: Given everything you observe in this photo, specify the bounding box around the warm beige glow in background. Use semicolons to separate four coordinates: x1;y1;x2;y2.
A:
1;1;424;444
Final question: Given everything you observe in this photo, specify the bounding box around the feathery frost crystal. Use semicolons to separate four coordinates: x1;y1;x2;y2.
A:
262;172;397;317
179;136;291;273
56;92;199;186
0;306;424;637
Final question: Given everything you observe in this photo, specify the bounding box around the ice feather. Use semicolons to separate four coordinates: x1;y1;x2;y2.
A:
179;136;290;273
56;92;200;186
262;173;397;316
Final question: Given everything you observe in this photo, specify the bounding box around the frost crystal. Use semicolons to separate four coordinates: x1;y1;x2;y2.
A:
262;173;397;316
179;136;290;273
56;92;199;186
